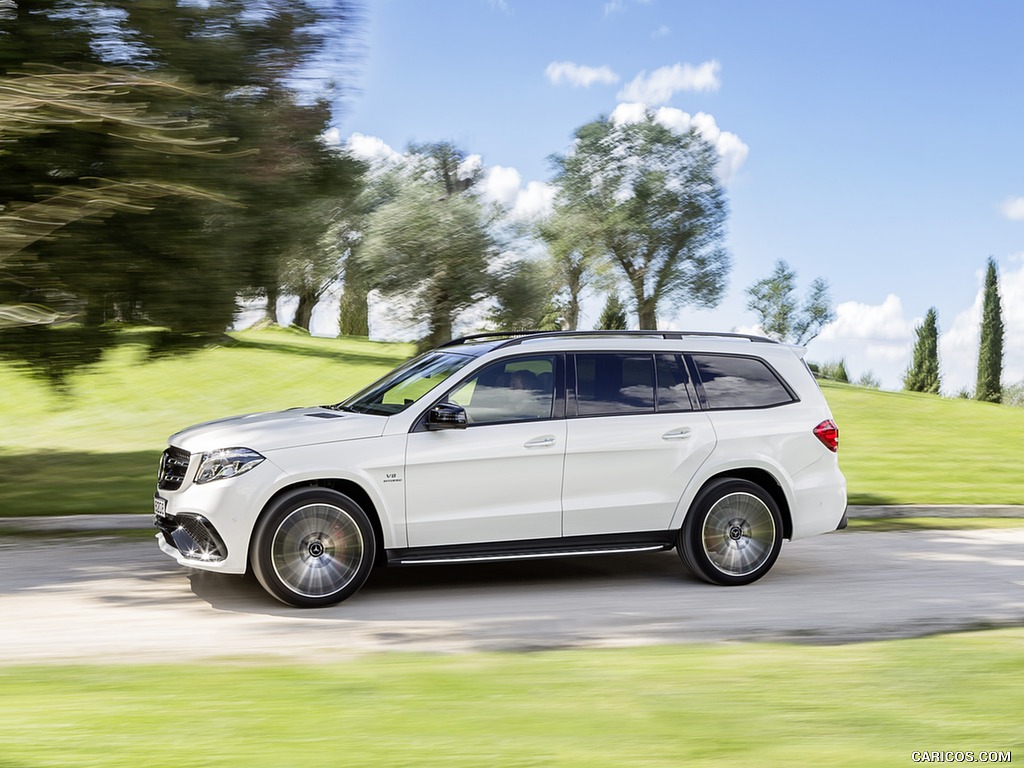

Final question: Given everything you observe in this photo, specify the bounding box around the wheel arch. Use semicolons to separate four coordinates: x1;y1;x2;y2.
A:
252;478;388;567
678;467;793;540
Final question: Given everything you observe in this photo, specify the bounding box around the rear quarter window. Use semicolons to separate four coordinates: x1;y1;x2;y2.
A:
691;354;796;409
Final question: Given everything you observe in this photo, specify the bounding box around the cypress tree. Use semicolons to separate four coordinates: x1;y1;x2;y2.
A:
596;293;628;330
903;307;941;394
976;257;1004;403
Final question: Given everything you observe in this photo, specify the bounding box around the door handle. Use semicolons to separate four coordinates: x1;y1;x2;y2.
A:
662;427;692;441
524;435;556;449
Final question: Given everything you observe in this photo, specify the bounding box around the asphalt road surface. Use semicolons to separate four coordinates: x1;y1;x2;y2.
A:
3;528;1023;664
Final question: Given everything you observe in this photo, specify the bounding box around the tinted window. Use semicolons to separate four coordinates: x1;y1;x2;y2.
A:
656;354;694;411
448;355;556;424
575;354;655;416
692;354;795;409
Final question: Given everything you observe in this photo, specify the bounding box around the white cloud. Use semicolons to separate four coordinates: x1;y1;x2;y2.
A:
610;104;749;184
321;127;341;146
817;294;916;343
806;295;916;389
604;0;624;16
511;180;556;221
482;166;554;221
458;153;483;180
482;165;522;208
617;60;721;104
652;24;670;38
345;132;403;166
1001;197;1024;221
545;61;619;88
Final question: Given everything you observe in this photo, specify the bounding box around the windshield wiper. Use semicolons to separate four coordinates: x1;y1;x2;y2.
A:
320;403;358;413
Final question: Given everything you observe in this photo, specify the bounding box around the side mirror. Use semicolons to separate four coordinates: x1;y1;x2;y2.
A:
426;402;468;430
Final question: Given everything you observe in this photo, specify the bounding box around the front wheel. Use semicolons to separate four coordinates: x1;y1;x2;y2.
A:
251;488;376;608
678;478;783;586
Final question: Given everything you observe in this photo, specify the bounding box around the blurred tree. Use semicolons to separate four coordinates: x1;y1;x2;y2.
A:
0;68;240;379
337;167;404;336
488;258;559;331
552;110;730;329
975;257;1004;403
595;293;628;331
745;260;834;345
0;0;363;373
537;207;601;331
903;307;941;394
1003;380;1024;408
814;359;849;384
360;142;495;350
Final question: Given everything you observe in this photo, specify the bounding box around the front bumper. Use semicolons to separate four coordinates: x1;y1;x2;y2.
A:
154;510;229;563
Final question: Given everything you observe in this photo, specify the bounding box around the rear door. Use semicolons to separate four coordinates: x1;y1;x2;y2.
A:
561;352;716;537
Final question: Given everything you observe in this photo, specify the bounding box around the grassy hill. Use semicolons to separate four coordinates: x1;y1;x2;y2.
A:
1;327;1021;516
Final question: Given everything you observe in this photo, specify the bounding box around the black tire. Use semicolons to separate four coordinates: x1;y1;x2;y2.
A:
251;487;376;608
678;478;783;586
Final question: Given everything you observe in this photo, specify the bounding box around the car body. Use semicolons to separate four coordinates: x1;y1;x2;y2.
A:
154;330;847;607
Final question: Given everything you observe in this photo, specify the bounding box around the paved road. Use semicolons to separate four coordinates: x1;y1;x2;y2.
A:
2;528;1023;664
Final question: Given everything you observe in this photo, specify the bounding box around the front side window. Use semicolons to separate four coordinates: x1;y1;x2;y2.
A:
447;355;557;424
692;354;795;409
575;353;655;416
340;352;474;416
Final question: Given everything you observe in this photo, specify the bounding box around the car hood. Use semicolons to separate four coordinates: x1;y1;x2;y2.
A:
169;408;387;453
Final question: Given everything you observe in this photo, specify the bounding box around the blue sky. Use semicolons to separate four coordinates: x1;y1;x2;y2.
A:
317;0;1024;393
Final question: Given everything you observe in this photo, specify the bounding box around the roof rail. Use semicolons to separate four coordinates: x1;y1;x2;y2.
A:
439;331;544;347
440;329;777;349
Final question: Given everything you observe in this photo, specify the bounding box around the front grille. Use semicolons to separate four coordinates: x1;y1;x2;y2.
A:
157;447;191;491
155;512;227;562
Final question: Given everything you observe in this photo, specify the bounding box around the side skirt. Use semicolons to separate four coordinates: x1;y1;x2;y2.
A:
386;531;676;567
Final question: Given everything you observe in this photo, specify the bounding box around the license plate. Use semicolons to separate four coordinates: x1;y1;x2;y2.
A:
154;496;168;517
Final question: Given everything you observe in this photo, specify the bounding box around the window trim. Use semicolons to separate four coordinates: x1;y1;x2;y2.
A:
568;352;699;419
411;352;566;432
686;352;799;411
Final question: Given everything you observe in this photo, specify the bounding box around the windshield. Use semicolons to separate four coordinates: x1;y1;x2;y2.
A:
333;351;474;416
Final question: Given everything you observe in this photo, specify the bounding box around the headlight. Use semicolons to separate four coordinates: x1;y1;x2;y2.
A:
194;448;265;485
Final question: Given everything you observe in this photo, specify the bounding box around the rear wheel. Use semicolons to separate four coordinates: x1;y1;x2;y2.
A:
251;488;376;608
678;478;783;586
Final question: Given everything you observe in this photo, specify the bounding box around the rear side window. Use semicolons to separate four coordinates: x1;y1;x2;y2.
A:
656;354;694;412
575;353;655;416
692;354;795;409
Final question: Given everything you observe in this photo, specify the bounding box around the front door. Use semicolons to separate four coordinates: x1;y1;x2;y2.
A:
404;354;565;547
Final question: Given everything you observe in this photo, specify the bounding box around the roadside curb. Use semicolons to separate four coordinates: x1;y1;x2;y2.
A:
2;506;1024;534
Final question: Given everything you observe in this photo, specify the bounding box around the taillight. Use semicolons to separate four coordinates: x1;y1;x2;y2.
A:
814;419;839;452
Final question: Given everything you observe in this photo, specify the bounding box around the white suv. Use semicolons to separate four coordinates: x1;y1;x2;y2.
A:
155;331;847;607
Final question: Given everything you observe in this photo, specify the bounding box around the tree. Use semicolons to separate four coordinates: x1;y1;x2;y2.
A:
595;293;628;330
0;68;240;380
903;307;941;394
552;110;730;329
537;207;602;330
0;0;363;374
488;259;559;331
745;260;835;345
976;257;1004;403
360;142;495;349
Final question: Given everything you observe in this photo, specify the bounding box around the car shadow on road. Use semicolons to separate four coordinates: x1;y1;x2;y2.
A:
186;551;697;618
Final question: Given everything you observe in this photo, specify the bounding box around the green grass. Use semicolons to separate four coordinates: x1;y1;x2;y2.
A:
0;328;412;516
0;632;1021;767
2;328;1023;515
822;382;1024;504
